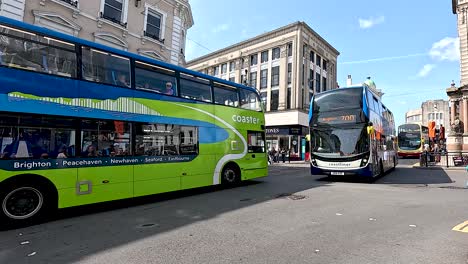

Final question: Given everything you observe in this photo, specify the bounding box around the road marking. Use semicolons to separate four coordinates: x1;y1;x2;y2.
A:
452;221;468;233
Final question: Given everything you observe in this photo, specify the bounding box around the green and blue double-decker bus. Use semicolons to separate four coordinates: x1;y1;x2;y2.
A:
309;85;397;179
0;16;267;226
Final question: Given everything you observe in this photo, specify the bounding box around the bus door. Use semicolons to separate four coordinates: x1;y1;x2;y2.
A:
242;131;267;180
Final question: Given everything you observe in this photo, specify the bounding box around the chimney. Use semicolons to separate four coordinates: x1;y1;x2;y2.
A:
346;74;352;87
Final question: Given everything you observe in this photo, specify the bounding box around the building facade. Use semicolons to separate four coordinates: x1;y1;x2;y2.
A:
447;1;466;150
186;22;339;160
403;100;449;130
0;0;193;65
453;0;468;85
421;100;450;129
405;108;422;125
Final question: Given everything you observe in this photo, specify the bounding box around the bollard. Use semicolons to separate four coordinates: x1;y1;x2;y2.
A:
465;165;468;189
446;153;449;168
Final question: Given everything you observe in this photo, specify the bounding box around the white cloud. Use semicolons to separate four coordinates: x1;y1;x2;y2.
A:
417;64;436;78
429;37;460;61
211;23;230;33
358;16;385;29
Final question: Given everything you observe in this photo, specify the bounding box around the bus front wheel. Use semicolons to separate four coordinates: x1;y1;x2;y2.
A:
0;180;55;228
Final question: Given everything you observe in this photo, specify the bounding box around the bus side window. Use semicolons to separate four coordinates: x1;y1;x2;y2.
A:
213;83;239;107
0;26;77;77
135;61;177;95
81;46;131;87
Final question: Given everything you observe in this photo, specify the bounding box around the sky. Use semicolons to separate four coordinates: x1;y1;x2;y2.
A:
185;0;460;127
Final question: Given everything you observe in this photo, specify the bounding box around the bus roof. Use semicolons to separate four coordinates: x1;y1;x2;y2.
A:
0;16;258;94
318;85;393;115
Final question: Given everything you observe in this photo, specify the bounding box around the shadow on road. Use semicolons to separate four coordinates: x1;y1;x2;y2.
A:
375;167;454;185
0;166;329;264
315;166;454;186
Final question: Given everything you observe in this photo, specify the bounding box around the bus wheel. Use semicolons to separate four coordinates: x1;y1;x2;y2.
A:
0;182;53;228
221;164;240;186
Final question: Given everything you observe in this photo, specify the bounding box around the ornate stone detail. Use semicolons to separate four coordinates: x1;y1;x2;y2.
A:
280;44;288;58
458;7;467;24
451;116;464;135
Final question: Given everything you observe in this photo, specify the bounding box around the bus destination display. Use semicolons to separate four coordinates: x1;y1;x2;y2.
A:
318;114;356;124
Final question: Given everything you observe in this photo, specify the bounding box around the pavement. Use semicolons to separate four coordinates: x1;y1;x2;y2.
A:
0;160;467;264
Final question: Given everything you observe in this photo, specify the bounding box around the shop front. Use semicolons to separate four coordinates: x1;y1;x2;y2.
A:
266;125;308;161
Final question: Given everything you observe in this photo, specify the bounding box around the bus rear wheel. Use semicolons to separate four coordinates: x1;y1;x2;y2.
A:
221;164;240;186
0;182;53;228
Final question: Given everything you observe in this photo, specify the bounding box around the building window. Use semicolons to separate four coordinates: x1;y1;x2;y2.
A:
261;51;269;63
316;55;321;67
213;66;219;76
271;66;279;87
287;63;292;84
440;113;443;120
309;69;313;89
323;60;327;71
271;90;279;111
250;72;257;88
315;72;321;92
303;44;307;57
250;54;258;66
310;50;315;62
287;87;291;109
241;74;246;85
221;63;227;74
301;64;305;85
287;42;292;57
322;76;327;91
229;76;235;82
260;69;268;88
260;92;267;109
145;7;163;41
272;47;280;60
229;61;236;72
102;0;127;25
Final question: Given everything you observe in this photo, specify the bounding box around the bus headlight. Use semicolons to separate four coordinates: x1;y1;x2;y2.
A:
360;156;369;167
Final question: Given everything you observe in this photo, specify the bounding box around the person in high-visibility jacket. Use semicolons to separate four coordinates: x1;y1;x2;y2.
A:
367;122;375;139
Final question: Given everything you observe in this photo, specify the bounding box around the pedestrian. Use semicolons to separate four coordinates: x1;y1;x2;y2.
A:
281;148;286;163
433;143;440;162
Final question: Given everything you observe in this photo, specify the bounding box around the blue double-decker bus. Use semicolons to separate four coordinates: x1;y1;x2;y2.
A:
309;85;397;179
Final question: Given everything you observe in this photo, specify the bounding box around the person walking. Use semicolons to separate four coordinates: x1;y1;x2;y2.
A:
281;148;286;163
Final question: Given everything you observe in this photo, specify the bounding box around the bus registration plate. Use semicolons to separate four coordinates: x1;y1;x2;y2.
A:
331;172;344;175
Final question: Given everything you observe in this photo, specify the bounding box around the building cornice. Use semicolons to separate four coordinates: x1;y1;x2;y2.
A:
186;21;339;66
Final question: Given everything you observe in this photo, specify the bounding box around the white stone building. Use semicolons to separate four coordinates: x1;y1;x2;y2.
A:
186;22;339;160
0;0;193;65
